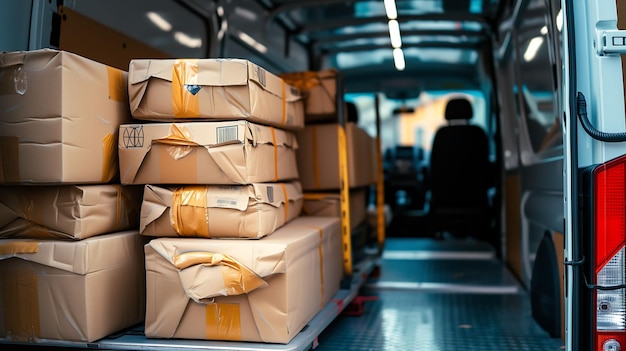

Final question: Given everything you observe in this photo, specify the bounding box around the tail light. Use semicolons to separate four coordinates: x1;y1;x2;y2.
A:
593;155;626;350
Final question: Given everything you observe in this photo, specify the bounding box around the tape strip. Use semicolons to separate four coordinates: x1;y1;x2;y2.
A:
0;241;39;255
206;303;241;341
279;183;289;222
106;66;125;102
2;268;40;342
172;59;200;118
0;136;20;183
270;127;278;182
171;186;210;238
315;226;325;309
281;80;287;126
311;127;320;189
101;133;117;183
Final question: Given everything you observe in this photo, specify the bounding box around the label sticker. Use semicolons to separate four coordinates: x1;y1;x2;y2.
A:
216;198;239;208
216;126;239;144
122;126;144;148
185;84;201;95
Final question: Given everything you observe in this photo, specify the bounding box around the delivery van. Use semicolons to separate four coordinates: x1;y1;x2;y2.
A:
0;0;625;350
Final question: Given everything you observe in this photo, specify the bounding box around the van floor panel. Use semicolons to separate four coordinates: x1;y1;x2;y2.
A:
315;238;564;351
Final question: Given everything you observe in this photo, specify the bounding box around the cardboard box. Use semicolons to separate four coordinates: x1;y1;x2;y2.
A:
296;123;376;190
144;216;342;344
301;188;368;230
0;231;145;342
280;69;337;123
140;181;303;238
0;185;142;240
128;58;304;130
119;120;299;185
0;49;131;184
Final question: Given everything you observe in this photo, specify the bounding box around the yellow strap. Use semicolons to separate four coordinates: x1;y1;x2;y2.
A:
312;126;320;189
171;186;210;238
0;241;39;255
337;125;352;276
206;303;241;341
303;192;335;201
101;133;117;183
106;66;125;102
279;183;289;221
172;59;200;118
173;252;267;295
270;127;278;182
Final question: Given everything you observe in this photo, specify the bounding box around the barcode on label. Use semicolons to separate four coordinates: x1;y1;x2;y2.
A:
216;126;239;144
217;198;238;208
257;67;267;87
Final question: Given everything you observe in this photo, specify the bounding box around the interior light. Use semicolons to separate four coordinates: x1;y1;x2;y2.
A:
384;0;398;20
147;12;172;32
540;26;548;35
523;37;543;62
238;32;268;54
174;32;203;48
393;48;405;71
388;20;402;48
556;9;563;32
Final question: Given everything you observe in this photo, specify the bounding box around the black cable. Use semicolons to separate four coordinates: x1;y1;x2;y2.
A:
577;92;626;142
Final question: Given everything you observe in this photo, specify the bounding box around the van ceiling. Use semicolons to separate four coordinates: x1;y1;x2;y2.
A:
262;0;503;97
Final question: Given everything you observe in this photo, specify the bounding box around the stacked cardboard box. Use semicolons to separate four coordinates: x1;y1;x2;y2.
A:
121;58;343;344
0;49;145;342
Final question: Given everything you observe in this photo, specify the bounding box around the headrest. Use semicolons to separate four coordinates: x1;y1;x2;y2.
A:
444;98;473;121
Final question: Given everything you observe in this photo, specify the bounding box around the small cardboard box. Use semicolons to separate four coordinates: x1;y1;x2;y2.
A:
0;185;142;240
301;188;368;230
296;123;376;190
0;49;131;184
280;69;337;123
144;216;343;344
0;231;145;342
118;120;299;185
140;181;303;238
128;58;304;130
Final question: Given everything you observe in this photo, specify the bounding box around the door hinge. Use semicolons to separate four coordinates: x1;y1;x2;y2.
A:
597;29;626;55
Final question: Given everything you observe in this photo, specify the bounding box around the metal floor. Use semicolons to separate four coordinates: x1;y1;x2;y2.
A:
314;237;565;351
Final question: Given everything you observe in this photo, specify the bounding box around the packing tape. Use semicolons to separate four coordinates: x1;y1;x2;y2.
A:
270;127;278;182
0;136;20;183
315;226;325;309
281;71;321;91
173;252;267;295
172;59;200;118
0;241;39;255
311;127;320;189
106;66;125;103
206;303;241;341
2;267;40;342
171;186;210;238
101;133;117;183
279;183;289;222
156;124;197;159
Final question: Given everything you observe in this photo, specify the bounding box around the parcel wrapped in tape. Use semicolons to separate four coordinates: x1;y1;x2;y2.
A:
144;216;343;344
0;231;145;342
140;181;303;238
118;120;299;185
0;184;142;240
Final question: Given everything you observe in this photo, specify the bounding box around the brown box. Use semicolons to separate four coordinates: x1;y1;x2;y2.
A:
280;69;337;123
0;49;132;184
118;120;299;185
0;185;142;240
296;123;376;190
144;216;342;344
301;188;368;230
140;181;303;238
0;231;145;342
128;58;304;130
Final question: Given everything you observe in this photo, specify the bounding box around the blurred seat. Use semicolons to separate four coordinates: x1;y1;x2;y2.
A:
427;97;492;239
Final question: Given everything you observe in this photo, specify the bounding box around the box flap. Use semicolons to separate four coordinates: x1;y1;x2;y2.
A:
0;231;140;275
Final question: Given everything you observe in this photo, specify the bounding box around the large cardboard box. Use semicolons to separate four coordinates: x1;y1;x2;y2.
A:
296;123;376;190
0;231;145;342
0;185;142;240
280;69;337;123
144;216;342;344
0;49;131;184
128;58;304;130
140;181;303;238
119;120;299;185
301;188;368;230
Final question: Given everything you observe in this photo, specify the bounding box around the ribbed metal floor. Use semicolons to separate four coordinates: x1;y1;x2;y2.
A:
314;238;565;351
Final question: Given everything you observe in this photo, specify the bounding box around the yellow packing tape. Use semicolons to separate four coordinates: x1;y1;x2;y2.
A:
2;267;40;342
101;133;117;183
279;183;289;222
206;303;241;341
172;59;200;118
280;71;322;91
171;186;210;238
0;241;39;255
106;66;125;103
173;251;267;295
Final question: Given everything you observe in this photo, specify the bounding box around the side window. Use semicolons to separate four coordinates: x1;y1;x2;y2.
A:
515;0;562;155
